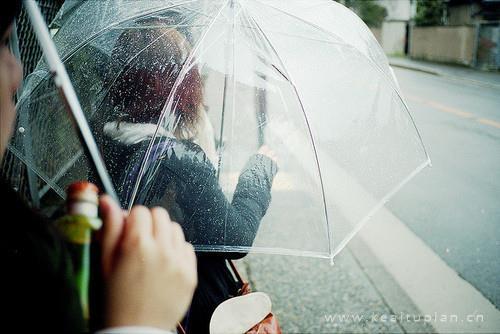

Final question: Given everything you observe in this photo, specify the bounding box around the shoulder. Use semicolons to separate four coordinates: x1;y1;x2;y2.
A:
155;138;216;176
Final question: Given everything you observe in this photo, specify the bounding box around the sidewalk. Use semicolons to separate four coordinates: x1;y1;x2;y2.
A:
388;56;500;90
236;204;500;333
236;225;435;333
237;242;433;333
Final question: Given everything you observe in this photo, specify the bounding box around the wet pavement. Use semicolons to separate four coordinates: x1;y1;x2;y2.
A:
238;237;433;333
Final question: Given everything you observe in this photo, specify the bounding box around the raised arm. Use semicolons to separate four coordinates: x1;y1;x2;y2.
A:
138;140;278;259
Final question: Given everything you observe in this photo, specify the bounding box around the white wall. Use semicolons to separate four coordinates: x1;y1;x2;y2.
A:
375;0;411;55
377;0;411;21
410;26;475;65
381;21;407;55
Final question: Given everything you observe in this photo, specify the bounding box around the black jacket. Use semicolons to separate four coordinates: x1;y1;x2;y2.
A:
0;178;84;333
104;135;277;334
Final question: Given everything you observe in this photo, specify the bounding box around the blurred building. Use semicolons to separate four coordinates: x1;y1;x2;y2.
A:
337;0;413;56
375;0;412;56
447;0;500;25
369;0;499;70
447;0;500;69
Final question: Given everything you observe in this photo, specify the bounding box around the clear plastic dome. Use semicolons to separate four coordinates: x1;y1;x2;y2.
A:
10;0;429;259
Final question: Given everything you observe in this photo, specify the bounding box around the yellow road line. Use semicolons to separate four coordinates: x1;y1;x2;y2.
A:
426;101;475;119
404;94;426;104
405;94;500;130
477;118;500;129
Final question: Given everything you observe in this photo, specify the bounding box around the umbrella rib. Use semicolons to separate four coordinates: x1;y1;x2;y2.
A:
58;0;199;63
252;0;430;164
127;0;231;209
7;145;66;198
331;159;431;258
253;2;431;258
253;1;394;82
241;7;333;258
14;1;203;201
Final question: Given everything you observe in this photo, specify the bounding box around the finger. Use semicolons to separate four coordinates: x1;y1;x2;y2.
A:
124;205;153;244
184;242;196;266
183;243;198;287
151;207;172;241
170;222;186;247
99;195;125;278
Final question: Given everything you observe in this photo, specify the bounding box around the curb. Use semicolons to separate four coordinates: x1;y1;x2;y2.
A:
358;207;500;333
389;62;500;90
389;62;440;76
348;236;435;333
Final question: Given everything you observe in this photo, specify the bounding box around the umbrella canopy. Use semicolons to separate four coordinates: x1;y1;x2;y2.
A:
9;0;429;259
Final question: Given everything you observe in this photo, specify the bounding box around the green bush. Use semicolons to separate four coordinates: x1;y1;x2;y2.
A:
343;0;388;28
415;0;446;26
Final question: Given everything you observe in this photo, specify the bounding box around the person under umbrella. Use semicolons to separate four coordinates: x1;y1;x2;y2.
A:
99;24;278;334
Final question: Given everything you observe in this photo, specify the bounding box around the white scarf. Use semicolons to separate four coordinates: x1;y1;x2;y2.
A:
103;121;173;146
103;110;219;168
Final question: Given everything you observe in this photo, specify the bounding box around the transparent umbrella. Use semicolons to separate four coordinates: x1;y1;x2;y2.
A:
9;0;430;260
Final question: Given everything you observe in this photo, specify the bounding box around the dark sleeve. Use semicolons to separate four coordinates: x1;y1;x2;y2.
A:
227;154;278;245
175;149;278;259
0;184;85;332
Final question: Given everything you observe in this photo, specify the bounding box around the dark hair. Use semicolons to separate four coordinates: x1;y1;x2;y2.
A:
1;1;22;37
109;25;203;139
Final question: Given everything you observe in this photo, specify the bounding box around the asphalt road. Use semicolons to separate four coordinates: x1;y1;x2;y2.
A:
386;67;500;308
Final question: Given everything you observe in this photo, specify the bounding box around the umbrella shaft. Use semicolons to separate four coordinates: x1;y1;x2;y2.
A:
55;76;118;201
24;0;118;202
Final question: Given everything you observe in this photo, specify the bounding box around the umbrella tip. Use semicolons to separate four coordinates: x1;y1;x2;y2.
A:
330;257;335;267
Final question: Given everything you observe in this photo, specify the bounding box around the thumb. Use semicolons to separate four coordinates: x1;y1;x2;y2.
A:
99;195;125;279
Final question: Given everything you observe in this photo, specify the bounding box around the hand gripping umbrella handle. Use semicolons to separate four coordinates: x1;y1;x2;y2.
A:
23;0;119;202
